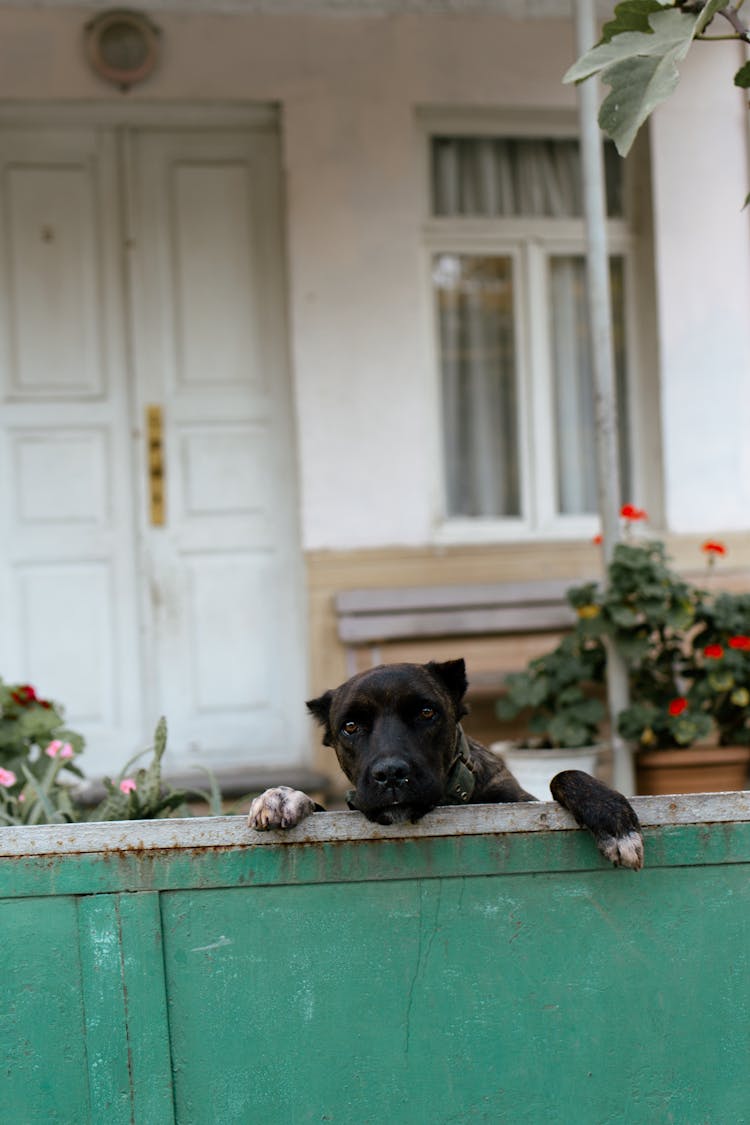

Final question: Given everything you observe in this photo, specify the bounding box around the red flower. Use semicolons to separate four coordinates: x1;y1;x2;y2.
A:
729;635;750;651
10;685;37;707
592;533;603;545
704;644;724;659
620;504;648;521
701;540;727;557
668;697;688;717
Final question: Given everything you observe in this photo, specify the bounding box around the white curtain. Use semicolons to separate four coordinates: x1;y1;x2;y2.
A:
549;255;629;515
549;257;598;514
432;137;627;519
435;254;519;518
432;136;622;219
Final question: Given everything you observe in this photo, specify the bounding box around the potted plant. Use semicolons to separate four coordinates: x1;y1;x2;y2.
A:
492;630;607;798
688;590;750;743
570;527;750;794
0;677;222;825
495;511;750;797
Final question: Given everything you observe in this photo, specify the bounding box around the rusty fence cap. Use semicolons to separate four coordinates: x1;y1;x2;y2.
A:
0;791;748;858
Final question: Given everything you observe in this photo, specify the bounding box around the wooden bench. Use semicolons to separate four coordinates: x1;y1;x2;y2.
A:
335;579;580;700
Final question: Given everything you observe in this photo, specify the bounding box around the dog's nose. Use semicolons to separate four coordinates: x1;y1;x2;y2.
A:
371;757;410;788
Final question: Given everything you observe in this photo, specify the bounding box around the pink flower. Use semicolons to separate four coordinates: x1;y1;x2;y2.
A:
18;793;25;803
59;743;74;759
668;697;688;717
119;778;137;794
45;740;63;757
0;768;17;787
704;644;725;660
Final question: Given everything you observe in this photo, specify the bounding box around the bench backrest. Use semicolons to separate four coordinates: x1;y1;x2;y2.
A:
336;579;578;645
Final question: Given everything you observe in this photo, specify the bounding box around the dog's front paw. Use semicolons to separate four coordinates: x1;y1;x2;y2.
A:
247;786;317;830
596;830;644;871
550;770;644;871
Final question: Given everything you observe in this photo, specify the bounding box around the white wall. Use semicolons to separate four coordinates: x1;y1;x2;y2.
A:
0;7;748;547
650;41;750;534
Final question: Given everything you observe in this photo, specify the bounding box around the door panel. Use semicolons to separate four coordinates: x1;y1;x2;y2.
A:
126;127;305;770
5;160;102;397
0;128;142;774
0;120;307;776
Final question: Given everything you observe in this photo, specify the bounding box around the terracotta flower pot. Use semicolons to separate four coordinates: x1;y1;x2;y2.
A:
636;745;750;796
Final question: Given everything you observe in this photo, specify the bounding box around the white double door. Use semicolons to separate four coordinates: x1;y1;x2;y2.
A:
0;115;307;776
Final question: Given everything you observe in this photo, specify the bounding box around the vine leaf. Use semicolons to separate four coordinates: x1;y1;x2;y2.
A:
564;3;729;155
599;0;670;43
734;61;750;88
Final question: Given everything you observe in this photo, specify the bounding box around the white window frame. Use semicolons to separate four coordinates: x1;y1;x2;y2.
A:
420;110;647;544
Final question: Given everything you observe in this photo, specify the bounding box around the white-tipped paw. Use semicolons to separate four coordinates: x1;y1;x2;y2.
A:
247;786;317;830
598;830;644;871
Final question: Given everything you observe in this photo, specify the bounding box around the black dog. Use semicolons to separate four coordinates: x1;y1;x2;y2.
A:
247;659;644;870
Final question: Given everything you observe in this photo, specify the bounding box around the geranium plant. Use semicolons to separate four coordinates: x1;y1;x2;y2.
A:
0;679;85;825
496;631;606;749
498;506;750;757
617;694;713;751
569;510;719;750
688;591;750;746
90;716;193;821
0;678;220;825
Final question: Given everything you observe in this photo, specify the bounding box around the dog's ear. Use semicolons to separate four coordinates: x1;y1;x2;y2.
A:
425;659;468;715
306;689;335;746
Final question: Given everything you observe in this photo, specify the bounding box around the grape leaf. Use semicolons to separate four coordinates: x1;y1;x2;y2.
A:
564;9;699;155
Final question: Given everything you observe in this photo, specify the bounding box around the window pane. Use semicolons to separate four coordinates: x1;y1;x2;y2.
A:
434;254;521;517
431;137;623;219
549;255;630;515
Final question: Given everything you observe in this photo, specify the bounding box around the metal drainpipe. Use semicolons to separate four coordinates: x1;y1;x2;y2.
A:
573;0;635;794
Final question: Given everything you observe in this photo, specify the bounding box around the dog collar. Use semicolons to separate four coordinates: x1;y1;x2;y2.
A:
442;727;476;805
344;726;476;812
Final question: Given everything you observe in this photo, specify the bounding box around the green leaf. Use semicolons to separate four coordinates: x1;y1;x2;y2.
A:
188;766;224;817
599;51;682;156
665;603;695;631
609;604;640;627
528;676;552;707
496;696;521;721
599;0;667;43
20;762;59;824
564;10;696;84
564;9;699;156
735;61;750;88
709;671;735;692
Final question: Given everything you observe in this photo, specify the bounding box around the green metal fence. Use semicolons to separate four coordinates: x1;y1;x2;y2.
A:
2;794;749;1124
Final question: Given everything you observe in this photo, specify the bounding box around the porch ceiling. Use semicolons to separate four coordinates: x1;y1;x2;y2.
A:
0;0;602;19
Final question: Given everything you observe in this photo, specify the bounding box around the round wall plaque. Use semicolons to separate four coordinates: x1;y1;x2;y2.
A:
84;9;161;91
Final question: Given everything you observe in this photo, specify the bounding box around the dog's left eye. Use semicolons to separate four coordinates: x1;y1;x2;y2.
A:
419;707;436;721
342;720;359;736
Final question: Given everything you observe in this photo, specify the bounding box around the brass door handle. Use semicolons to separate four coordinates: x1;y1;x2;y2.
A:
146;405;166;526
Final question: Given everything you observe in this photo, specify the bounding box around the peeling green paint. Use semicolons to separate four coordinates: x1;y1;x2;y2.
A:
2;804;749;1123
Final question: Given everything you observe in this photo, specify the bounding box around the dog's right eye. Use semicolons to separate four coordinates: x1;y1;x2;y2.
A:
342;720;359;736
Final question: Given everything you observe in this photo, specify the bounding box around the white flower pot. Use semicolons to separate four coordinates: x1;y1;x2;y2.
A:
489;741;601;801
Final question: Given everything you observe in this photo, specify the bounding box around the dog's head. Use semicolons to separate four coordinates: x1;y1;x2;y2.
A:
306;659;469;825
